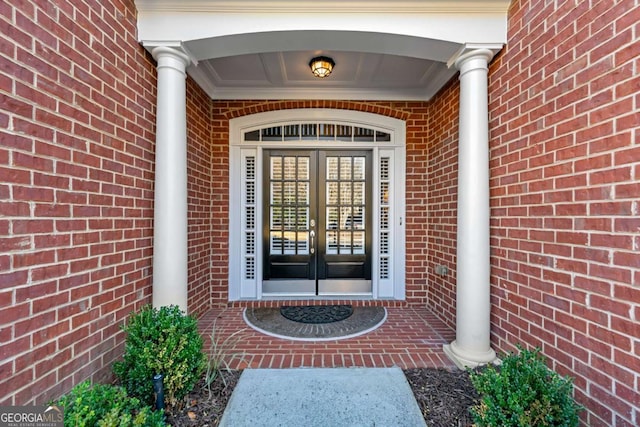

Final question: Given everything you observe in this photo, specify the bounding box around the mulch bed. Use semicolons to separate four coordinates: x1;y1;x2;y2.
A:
405;368;480;427
164;371;240;426
166;368;479;426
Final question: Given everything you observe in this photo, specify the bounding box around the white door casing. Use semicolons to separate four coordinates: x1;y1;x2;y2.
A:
229;109;405;300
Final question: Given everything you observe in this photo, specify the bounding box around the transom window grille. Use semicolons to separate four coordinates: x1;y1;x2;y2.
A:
244;123;391;142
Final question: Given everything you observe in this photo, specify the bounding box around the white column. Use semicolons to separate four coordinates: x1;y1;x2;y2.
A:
444;49;498;368
151;47;191;313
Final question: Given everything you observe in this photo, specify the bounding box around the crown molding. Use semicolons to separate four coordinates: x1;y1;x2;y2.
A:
191;82;443;102
135;0;511;14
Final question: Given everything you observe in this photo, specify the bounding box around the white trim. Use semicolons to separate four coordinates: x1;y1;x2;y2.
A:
135;0;509;45
136;1;511;14
242;307;388;342
230;109;404;146
203;86;447;102
228;145;243;300
229;109;406;301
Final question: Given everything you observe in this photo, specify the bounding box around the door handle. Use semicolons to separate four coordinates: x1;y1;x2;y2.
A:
310;230;315;254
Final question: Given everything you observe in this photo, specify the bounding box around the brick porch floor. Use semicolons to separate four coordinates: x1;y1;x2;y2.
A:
198;303;457;369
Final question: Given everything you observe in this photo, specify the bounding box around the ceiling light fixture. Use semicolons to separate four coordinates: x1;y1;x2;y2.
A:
309;56;335;78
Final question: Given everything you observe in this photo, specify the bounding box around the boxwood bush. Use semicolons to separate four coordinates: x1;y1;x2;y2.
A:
470;346;582;427
54;380;165;427
113;305;206;409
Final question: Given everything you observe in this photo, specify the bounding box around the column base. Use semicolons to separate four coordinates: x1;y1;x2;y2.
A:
443;340;498;369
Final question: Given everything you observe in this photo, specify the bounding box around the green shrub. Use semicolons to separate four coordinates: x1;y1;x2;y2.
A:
113;305;206;409
470;346;582;427
53;380;165;427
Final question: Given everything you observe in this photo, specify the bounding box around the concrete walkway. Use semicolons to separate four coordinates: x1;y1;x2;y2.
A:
219;367;426;427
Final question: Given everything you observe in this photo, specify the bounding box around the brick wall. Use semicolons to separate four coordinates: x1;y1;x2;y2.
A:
486;0;640;425
0;0;159;405
426;79;460;330
209;103;232;304
186;77;214;317
4;0;637;422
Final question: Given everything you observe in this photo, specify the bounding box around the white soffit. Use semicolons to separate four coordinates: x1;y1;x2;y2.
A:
135;0;509;100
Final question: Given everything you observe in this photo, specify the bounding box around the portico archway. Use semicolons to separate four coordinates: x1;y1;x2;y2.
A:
138;0;507;369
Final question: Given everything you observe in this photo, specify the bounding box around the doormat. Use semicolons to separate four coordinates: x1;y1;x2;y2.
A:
280;304;353;324
243;306;386;341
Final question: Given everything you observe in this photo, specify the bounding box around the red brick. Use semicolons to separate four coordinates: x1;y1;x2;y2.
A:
15;279;55;301
0;236;31;252
0;335;30;359
0;290;12;308
613;284;640;304
13;219;55;235
590;295;631;319
589;132;632;154
613;251;639;268
33;234;71;250
590;166;632;185
592;352;636;389
0;166;31;185
589;383;633;422
14;310;57;342
0;93;34;118
0;368;33;404
591;323;632;353
0;268;28;291
610;316;638;339
33;172;70;189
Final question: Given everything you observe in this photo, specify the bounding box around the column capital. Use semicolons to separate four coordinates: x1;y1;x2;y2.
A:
447;43;502;70
454;48;494;72
151;46;192;74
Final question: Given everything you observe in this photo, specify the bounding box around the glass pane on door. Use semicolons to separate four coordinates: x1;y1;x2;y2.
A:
269;155;311;255
324;155;367;255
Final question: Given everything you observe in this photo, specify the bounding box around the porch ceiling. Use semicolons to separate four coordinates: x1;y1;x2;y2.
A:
135;0;510;101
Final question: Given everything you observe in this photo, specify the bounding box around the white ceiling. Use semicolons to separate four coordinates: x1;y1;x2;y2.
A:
135;1;511;100
194;49;457;100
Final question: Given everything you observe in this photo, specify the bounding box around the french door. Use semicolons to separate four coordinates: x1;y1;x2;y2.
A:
263;149;372;295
